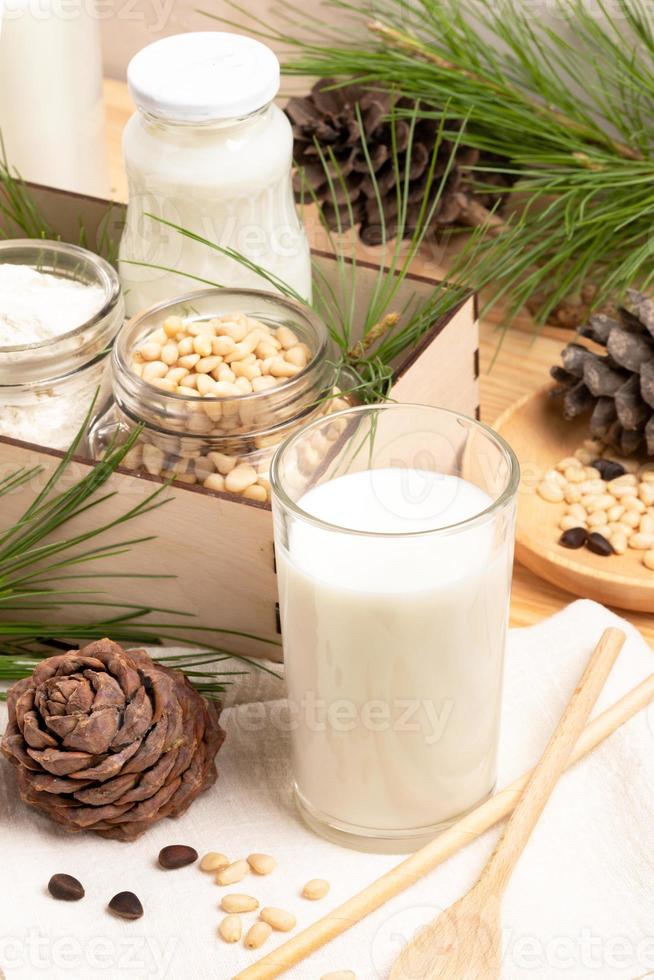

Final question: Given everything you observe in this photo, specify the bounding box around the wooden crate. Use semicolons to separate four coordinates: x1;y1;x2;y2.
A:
0;184;479;657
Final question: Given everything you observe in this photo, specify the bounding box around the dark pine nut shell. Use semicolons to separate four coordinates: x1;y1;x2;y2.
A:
559;527;588;549
108;891;144;920
591;458;626;481
48;874;85;901
586;532;615;557
158;845;198;869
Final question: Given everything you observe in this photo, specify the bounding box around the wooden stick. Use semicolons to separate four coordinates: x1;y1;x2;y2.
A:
233;669;654;980
481;627;624;895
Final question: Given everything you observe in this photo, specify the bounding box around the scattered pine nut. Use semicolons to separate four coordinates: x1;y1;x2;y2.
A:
200;852;230;873
247;854;276;876
260;907;297;932
302;879;330;901
219;914;242;944
221;894;259;914
644;550;654;571
244;921;273;950
215;860;250;886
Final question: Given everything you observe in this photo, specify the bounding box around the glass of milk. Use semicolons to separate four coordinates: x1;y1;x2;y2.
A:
271;404;519;852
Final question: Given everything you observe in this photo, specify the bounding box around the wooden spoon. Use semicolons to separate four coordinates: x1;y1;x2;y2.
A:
389;626;626;980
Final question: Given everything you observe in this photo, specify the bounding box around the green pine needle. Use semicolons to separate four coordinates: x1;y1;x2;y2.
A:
0;401;282;699
202;0;654;321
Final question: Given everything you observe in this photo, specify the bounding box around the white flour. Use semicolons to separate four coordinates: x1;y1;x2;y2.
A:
0;263;105;345
0;263;110;449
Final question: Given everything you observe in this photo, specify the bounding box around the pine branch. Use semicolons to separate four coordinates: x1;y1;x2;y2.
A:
219;0;654;321
366;18;644;162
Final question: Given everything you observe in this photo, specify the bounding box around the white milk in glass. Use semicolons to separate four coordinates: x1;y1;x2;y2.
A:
277;467;512;839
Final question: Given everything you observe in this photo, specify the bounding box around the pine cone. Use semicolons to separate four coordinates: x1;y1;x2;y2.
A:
1;638;224;841
527;283;616;330
550;289;654;456
286;80;515;246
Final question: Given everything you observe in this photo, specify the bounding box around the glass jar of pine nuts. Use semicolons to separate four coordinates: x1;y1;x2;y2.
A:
88;288;342;502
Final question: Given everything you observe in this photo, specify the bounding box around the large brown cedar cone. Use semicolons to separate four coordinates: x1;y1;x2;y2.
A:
550;289;654;456
1;638;224;841
286;79;515;246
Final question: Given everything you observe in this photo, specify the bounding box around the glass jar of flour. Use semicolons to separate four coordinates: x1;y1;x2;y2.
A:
0;240;124;451
118;32;312;317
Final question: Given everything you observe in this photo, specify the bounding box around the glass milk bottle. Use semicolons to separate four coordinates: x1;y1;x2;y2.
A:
0;0;108;197
271;404;519;852
118;32;312;317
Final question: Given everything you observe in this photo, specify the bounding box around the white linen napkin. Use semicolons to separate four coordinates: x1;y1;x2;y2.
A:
0;599;653;980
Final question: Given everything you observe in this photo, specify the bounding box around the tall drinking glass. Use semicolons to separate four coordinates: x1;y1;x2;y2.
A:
271;404;519;852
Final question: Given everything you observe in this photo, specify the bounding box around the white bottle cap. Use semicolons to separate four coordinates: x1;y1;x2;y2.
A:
127;32;281;123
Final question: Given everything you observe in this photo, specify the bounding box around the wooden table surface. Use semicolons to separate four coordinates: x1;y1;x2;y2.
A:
102;79;653;646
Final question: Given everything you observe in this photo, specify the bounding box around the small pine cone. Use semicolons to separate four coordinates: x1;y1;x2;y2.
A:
1;638;224;840
550;289;654;456
286;80;516;245
527;283;609;329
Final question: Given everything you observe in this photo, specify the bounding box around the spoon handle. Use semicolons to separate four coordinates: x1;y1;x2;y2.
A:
482;627;625;895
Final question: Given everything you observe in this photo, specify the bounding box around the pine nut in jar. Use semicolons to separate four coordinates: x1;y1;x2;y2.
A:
118;32;311;316
89;289;345;502
0;240;123;450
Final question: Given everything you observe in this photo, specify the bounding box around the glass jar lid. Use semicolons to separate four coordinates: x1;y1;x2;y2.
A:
127;32;281;123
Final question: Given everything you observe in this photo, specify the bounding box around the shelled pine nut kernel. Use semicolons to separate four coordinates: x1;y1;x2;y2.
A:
247;853;276;876
537;439;654;569
218;914;242;944
302;879;330;901
221;894;259;914
124;311;349;503
244;921;273;950
200;852;229;873
259;907;297;932
215;859;250;886
132;313;312;393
